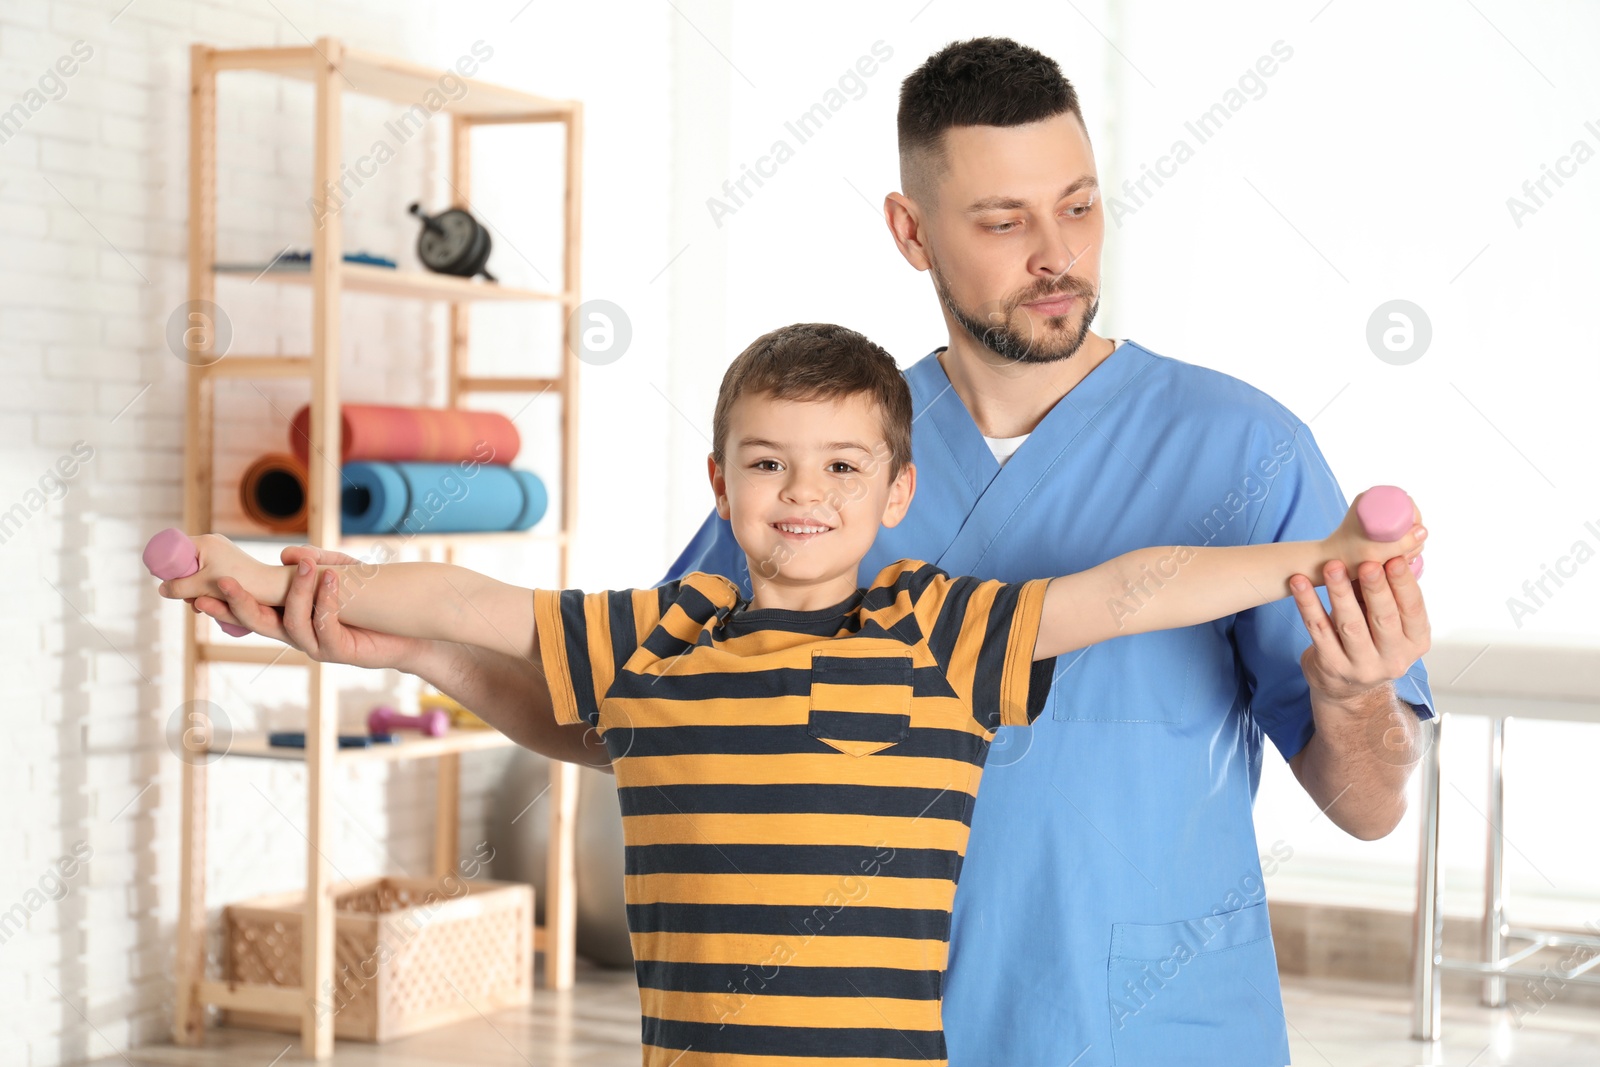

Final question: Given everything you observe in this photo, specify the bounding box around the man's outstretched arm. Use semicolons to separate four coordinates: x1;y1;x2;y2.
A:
190;546;613;772
419;637;613;771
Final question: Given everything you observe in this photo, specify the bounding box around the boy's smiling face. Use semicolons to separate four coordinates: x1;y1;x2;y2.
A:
709;390;915;609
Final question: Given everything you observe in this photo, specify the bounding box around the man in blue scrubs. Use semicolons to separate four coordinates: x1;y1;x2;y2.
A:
198;36;1433;1067
660;38;1435;1066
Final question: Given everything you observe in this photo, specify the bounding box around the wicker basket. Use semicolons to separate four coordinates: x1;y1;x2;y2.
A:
222;876;533;1042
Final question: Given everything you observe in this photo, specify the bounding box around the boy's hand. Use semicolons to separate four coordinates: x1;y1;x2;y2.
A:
157;533;274;607
1321;491;1427;578
1288;491;1432;703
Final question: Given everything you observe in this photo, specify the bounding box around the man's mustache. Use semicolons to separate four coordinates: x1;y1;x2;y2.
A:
1012;277;1096;308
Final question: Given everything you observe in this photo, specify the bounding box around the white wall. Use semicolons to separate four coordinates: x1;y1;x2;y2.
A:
660;0;1119;505
660;1;1600;915
1099;0;1600;913
2;1;672;1064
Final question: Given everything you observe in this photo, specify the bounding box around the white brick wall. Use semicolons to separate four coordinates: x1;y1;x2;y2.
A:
2;1;677;1063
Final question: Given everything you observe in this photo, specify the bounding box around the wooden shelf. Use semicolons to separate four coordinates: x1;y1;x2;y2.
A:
219;729;515;764
199;361;564;392
198;641;312;668
209;43;575;121
342;530;565;551
218;529;567;552
215;262;568;303
200;355;311;378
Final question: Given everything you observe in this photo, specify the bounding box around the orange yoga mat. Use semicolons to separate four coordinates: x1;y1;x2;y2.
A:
239;453;309;533
288;404;522;467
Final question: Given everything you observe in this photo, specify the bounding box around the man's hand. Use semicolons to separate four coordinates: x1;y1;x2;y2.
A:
190;544;430;671
1286;553;1433;839
1289;554;1431;704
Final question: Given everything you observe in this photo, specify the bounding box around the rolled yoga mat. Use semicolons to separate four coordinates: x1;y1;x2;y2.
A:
340;461;548;535
238;453;309;533
289;403;522;467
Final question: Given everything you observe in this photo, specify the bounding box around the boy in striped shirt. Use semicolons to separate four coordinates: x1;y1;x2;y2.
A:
160;322;1425;1066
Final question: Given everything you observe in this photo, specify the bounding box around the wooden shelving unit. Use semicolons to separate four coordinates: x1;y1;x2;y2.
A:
219;730;522;765
215;260;566;303
178;38;583;1059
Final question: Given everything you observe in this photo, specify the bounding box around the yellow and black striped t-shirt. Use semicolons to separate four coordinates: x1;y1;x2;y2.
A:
532;558;1057;1067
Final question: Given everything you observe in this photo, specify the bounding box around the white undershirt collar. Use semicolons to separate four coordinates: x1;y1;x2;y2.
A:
979;339;1124;465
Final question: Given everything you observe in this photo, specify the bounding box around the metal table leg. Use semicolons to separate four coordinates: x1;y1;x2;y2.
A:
1412;713;1444;1041
1483;716;1507;1006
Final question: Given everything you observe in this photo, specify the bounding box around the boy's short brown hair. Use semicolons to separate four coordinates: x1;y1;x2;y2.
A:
711;323;913;481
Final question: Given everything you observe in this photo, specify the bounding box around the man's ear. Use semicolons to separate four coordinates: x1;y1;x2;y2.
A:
884;192;931;272
880;462;917;528
708;453;731;520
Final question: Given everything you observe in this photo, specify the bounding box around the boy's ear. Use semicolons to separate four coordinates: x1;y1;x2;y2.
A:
880;462;917;528
708;453;731;520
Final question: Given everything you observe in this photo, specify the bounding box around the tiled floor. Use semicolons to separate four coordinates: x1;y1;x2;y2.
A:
87;967;1600;1066
1278;976;1600;1067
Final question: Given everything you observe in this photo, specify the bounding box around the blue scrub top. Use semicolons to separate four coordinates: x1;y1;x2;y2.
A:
662;340;1435;1067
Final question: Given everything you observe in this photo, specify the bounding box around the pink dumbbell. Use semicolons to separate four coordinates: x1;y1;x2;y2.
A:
144;528;251;637
367;705;450;738
1355;485;1424;578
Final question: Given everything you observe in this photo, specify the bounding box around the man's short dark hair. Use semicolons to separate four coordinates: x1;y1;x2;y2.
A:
897;37;1084;203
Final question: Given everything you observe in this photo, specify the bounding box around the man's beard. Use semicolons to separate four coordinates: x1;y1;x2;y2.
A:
932;258;1100;365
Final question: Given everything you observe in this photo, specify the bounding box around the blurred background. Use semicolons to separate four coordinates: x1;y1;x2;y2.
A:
3;0;1597;1064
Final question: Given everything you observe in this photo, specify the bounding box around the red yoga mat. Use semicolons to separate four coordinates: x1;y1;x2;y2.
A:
289;404;522;467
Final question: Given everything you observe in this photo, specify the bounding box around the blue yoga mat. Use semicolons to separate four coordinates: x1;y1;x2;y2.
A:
340;462;548;535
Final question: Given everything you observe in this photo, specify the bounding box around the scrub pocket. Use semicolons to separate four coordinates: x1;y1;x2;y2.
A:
1105;900;1291;1066
808;649;912;756
1051;625;1209;725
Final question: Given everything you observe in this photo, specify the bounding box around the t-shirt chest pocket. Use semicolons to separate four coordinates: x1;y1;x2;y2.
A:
807;649;913;757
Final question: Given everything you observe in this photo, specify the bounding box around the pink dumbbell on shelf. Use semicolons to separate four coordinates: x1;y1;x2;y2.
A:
367;705;450;738
1355;485;1424;578
143;528;250;637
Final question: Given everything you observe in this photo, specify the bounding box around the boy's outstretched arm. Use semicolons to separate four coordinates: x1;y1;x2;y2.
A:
158;534;539;663
1033;497;1427;660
